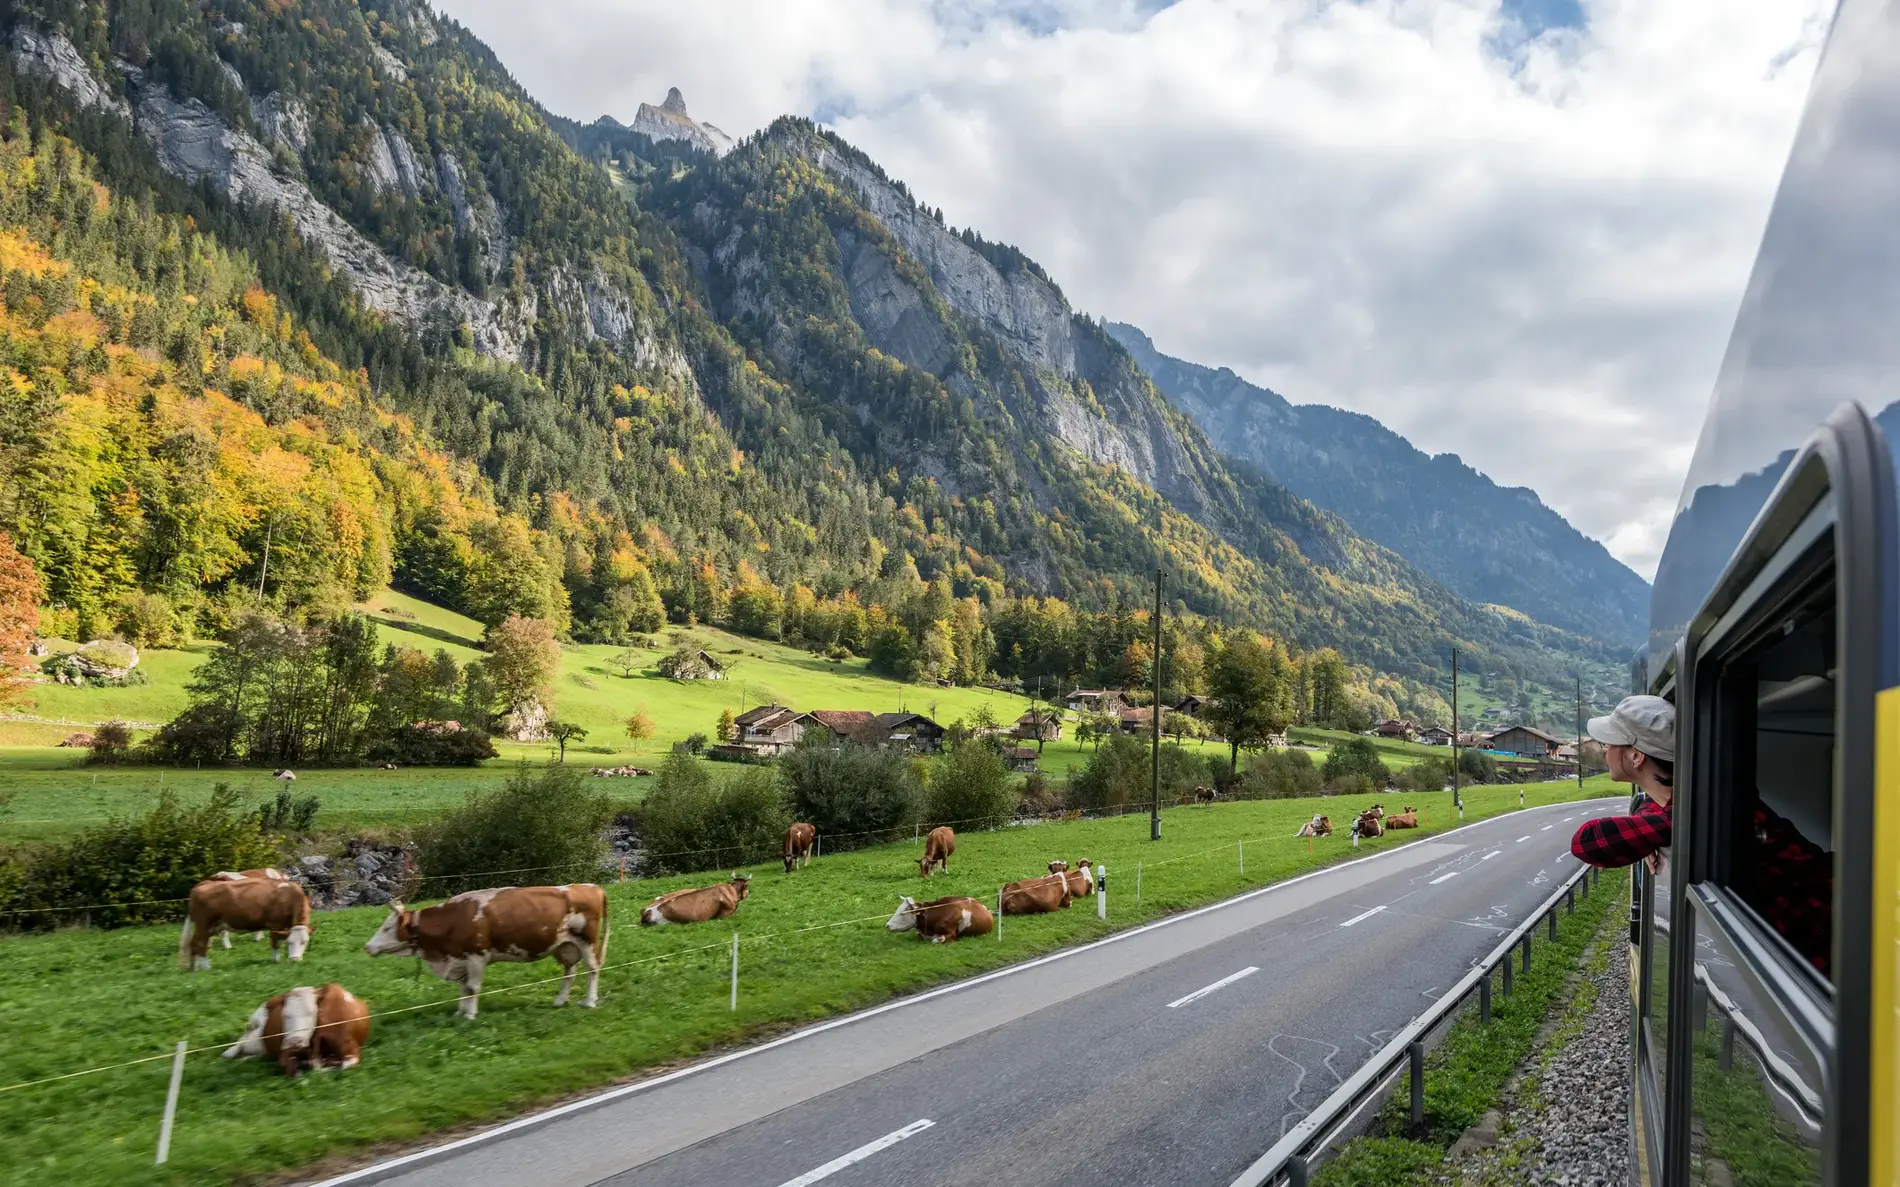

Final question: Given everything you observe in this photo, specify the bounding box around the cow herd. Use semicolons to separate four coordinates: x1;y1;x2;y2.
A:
188;820;1109;1078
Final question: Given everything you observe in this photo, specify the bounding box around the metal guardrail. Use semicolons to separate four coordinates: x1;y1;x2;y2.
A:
1229;859;1602;1187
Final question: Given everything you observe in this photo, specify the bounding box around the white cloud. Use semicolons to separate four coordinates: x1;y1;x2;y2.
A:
433;0;1829;579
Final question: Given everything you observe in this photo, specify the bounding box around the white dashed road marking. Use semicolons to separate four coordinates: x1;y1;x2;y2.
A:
1516;836;1532;843
1167;967;1261;1009
1541;825;1554;831
1481;851;1501;861
1340;906;1387;928
776;1120;936;1187
1429;872;1460;885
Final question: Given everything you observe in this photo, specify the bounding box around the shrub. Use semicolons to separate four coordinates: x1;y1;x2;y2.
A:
779;741;921;847
1458;749;1498;784
638;753;788;873
87;720;134;765
1326;773;1377;798
1324;738;1392;786
1067;731;1214;813
112;590;181;648
416;764;612;897
1238;749;1323;799
365;722;500;767
924;743;1018;828
1019;772;1062;816
1;785;279;929
257;788;320;835
1395;756;1454;794
624;709;655;741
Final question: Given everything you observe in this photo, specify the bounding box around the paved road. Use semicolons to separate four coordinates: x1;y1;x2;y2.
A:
314;798;1620;1187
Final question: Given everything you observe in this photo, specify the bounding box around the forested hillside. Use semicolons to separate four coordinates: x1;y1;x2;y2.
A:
0;0;1618;721
1108;323;1651;648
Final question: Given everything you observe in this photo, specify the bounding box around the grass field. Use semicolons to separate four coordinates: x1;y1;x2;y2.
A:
0;777;1621;1186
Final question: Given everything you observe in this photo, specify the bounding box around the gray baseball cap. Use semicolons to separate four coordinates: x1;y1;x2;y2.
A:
1586;695;1675;763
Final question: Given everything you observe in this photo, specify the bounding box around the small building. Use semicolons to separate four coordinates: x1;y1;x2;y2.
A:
1418;726;1453;746
1004;745;1040;773
795;710;883;746
657;648;726;680
878;711;946;753
1067;689;1130;715
1487;725;1563;758
1372;718;1418;741
1173;694;1209;718
730;705;803;755
1014;710;1063;742
1117;705;1164;734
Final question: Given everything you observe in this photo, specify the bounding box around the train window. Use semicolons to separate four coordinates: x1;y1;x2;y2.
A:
1708;572;1837;986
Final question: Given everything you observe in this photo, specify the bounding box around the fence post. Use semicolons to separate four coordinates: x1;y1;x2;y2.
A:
1480;970;1492;1024
1408;1040;1426;1129
997;886;1004;942
155;1039;186;1165
1239;840;1244;876
1136;862;1142;908
729;932;738;1012
619;856;626;884
815;834;822;860
1720;1017;1737;1070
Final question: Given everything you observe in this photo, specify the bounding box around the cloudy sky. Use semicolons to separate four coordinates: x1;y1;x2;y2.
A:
435;0;1832;579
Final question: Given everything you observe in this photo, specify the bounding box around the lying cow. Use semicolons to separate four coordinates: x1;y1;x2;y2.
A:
1351;809;1385;839
1386;806;1420;829
784;823;817;873
1047;859;1098;899
222;983;369;1077
642;874;750;925
918;826;955;878
364;884;608;1019
1295;815;1332;838
1001;873;1071;915
180;873;312;970
887;895;994;942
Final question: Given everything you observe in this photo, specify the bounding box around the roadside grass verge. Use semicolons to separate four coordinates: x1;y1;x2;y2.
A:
0;781;1618;1186
1312;863;1630;1186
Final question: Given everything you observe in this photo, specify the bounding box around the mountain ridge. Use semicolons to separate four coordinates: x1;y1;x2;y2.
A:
1106;322;1651;648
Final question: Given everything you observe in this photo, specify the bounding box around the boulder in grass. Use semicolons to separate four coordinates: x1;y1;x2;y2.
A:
63;640;139;680
58;732;95;748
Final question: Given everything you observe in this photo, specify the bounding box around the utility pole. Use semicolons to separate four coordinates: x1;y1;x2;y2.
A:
1451;648;1462;816
1576;676;1585;791
1151;562;1163;842
254;514;275;607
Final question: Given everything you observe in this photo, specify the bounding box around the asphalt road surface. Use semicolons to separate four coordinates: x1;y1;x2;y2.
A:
314;797;1621;1187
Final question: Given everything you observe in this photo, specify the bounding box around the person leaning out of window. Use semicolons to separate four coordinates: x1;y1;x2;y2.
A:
1570;695;1676;874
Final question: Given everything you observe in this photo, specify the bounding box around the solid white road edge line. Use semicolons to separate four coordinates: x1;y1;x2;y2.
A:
775;1120;935;1187
1339;906;1387;927
301;796;1619;1187
1428;872;1459;885
1167;967;1260;1009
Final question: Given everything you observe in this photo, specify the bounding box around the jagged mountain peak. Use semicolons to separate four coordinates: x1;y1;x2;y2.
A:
660;86;689;115
632;86;733;156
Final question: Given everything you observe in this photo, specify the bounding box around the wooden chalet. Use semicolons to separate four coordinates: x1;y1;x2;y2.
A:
1486;725;1564;758
1418;725;1453;746
1173;694;1209;718
1004;745;1041;773
1372;718;1418;741
1014;710;1062;742
729;705;803;756
878;711;945;753
1067;689;1131;715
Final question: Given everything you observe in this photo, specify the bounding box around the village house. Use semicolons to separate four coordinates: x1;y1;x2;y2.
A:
1173;694;1209;718
1117;705;1165;734
727;705;803;756
877;711;946;753
795;710;883;746
1004;745;1041;773
1372;718;1418;741
1067;689;1130;715
1486;725;1564;759
1418;725;1453;746
1014;710;1062;742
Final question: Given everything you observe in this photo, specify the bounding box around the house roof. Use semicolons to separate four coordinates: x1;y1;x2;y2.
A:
695;649;726;667
1491;724;1563;743
801;710;880;734
734;704;795;728
1005;745;1039;760
1068;689;1125;699
1419;725;1452;735
876;711;939;730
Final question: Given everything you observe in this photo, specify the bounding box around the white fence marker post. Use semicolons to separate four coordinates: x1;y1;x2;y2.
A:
1097;884;1106;920
1352;831;1359;848
729;932;738;1012
997;886;1004;941
1135;861;1142;908
1239;840;1245;876
155;1039;186;1165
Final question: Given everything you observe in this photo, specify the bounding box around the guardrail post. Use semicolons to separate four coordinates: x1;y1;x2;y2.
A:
1480;969;1492;1023
1691;982;1708;1033
1720;1018;1736;1070
1548;909;1558;941
1521;934;1532;974
1502;956;1513;996
1409;1040;1426;1130
1566;885;1575;913
1288;1156;1309;1187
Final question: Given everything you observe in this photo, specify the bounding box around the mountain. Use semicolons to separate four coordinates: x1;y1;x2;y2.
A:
0;0;1619;715
1107;323;1651;649
626;87;732;156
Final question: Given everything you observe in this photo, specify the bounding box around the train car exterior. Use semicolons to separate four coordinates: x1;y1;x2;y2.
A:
1631;1;1900;1183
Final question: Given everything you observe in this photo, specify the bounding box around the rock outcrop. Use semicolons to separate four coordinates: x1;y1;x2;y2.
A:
11;26;128;118
630;87;734;156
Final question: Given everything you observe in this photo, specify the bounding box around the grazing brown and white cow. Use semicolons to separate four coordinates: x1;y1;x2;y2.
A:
363;884;608;1019
1296;815;1332;838
1386;807;1420;829
180;874;312;970
1046;859;1098;899
1193;785;1220;805
1001;873;1070;915
641;874;750;925
918;826;955;878
783;823;817;873
221;983;369;1077
207;868;292;947
886;895;994;942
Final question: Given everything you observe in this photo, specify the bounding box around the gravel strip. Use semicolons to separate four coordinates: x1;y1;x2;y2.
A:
1451;909;1631;1186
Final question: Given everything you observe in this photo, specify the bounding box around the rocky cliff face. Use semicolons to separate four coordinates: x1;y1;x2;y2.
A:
629;87;733;156
1108;322;1651;647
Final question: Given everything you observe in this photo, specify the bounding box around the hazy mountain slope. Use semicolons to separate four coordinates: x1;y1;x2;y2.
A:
1108;323;1650;648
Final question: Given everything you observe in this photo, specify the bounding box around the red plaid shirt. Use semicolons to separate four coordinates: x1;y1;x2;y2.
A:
1571;797;1672;868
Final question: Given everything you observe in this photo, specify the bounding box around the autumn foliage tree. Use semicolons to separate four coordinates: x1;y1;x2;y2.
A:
0;531;43;710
